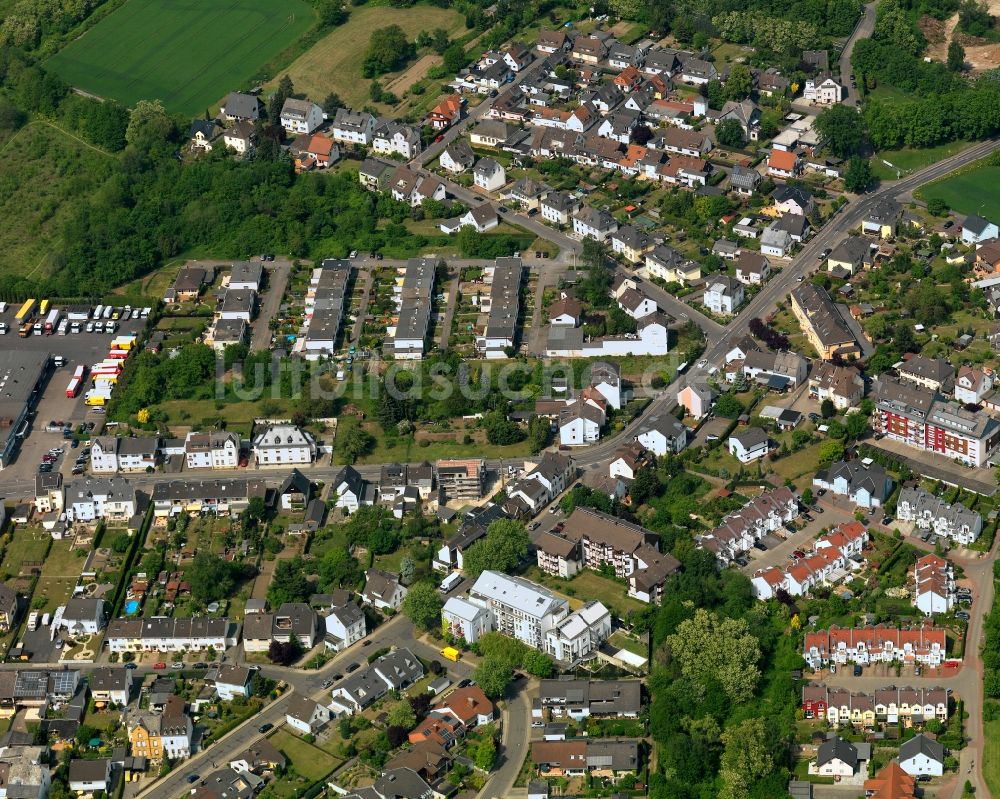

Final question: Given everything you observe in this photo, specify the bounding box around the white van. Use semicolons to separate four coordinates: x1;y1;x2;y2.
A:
439;571;463;593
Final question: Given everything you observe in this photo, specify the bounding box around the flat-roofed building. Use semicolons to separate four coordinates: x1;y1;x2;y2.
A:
390;259;438;360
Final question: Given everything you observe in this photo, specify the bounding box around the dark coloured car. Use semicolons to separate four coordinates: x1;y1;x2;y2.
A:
187;775;200;784
258;723;273;734
853;664;862;676
753;541;767;551
346;662;361;673
124;662;138;670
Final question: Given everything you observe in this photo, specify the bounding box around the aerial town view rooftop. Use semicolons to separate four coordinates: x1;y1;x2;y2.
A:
0;0;998;797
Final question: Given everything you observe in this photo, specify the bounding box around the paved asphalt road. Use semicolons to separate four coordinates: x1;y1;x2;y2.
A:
840;3;877;107
134;606;482;799
251;260;290;353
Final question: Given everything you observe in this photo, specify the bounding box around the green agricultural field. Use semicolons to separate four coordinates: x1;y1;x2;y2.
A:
46;0;315;114
919;163;1000;221
270;4;465;109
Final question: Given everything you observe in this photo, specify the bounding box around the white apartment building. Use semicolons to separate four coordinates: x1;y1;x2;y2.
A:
184;431;240;469
251;424;317;466
896;486;983;546
464;571;569;650
64;477;138;522
441;596;493;643
280;99;324;135
543;601;612;662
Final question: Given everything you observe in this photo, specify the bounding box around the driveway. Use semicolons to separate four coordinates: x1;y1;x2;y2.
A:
251;259;290;352
840;3;877;106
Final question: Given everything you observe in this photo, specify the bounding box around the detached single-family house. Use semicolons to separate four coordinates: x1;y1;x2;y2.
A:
813;460;893;509
440;141;475;174
768;149;800;178
636;413;688;456
729;427;770;463
221;92;262;122
362;569;407;611
473;158;506;191
803;76;844;104
735;252;770;285
285;695;331;735
573;207;618;241
962;214;999;245
897;734;944;777
703;275;744;316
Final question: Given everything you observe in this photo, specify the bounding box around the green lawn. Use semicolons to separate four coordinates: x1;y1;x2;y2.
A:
986;713;1000;797
524;567;648;616
918;162;1000;220
46;0;315;114
269;728;340;781
0;122;116;282
0;530;52;578
870;140;973;180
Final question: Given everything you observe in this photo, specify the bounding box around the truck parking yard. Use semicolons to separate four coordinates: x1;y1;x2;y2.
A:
0;302;146;479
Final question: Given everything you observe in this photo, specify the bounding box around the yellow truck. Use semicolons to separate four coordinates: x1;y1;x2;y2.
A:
441;646;461;662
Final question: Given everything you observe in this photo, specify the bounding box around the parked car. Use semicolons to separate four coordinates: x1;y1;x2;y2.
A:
153;662;167;670
881;517;893;526
956;611;970;620
187;775;200;784
853;664;862;676
322;679;333;689
258;723;273;734
753;541;767;551
346;662;361;673
124;663;138;670
171;661;183;669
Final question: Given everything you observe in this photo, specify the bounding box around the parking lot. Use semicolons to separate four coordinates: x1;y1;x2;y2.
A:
0;304;146;488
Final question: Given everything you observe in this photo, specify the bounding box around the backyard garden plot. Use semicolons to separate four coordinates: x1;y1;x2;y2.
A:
46;0;315;114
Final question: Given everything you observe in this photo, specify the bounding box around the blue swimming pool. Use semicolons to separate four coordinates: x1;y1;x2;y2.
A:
124;600;140;615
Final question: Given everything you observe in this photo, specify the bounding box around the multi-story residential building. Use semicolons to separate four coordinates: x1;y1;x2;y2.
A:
0;583;19;633
898;355;955;393
128;697;192;762
251;424;316;467
441;596;493;643
863;198;901;239
644;244;701;285
324;600;366;652
896;486;982;545
475;257;522;358
390;259;437;359
184;431;240;469
90;436;159;473
332;108;376;145
540;191;579;225
873;375;1000;467
150;478;266;518
729;427;770;463
501;451;575;518
558;399;604;446
808;362;865;410
464;571;569;650
213;664;253;701
913;553;954;616
64;477;138;523
537;507;679;604
702;275;744;316
801;684;948;727
791;282;862;360
372;120;422;159
89;666;133;706
436;459;486;500
105;617;236;653
812;460;893;509
280;99;324;135
802;624;947;669
573;207;618;241
739;349;808;390
544;601;612;662
698;487;799;564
